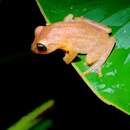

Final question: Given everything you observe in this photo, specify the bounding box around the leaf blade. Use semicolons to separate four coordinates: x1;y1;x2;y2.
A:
35;0;130;115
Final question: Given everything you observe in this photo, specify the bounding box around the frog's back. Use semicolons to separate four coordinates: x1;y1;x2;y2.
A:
52;21;101;34
51;21;107;53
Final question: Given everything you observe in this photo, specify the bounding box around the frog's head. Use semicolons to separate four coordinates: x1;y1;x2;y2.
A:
31;26;60;54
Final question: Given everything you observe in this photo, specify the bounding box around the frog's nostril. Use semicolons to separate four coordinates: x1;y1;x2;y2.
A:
37;43;47;51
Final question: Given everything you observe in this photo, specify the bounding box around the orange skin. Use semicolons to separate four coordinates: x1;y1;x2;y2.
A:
31;14;116;76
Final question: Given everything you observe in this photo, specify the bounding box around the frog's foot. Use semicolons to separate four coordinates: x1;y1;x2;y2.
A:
63;50;78;64
81;49;102;77
81;63;102;77
46;22;51;25
64;14;74;22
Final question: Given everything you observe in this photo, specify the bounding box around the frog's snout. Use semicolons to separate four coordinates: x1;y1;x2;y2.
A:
37;43;47;52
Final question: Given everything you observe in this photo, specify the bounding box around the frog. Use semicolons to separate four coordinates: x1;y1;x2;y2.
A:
31;14;116;76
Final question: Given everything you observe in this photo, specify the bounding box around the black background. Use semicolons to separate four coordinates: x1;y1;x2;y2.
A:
0;0;130;130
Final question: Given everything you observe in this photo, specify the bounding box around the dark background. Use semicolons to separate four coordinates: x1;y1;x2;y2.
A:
0;0;130;129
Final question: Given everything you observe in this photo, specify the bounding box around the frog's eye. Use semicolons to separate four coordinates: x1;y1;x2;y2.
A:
37;43;47;51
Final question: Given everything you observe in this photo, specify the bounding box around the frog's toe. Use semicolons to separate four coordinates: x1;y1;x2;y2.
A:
81;65;102;77
81;69;91;77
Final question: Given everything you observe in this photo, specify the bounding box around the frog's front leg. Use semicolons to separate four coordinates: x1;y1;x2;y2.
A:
82;37;115;77
63;49;78;64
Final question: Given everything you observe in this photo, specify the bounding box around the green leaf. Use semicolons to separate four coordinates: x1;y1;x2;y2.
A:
30;119;52;130
35;0;130;115
7;100;54;130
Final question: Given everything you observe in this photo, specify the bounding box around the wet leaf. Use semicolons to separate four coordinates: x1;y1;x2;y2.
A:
36;0;130;115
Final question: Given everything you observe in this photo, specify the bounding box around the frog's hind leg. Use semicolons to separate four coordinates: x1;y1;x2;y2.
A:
83;49;102;76
83;18;112;33
64;15;112;33
82;37;115;77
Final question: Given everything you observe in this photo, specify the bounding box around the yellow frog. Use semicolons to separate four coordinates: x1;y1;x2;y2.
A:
31;14;116;76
